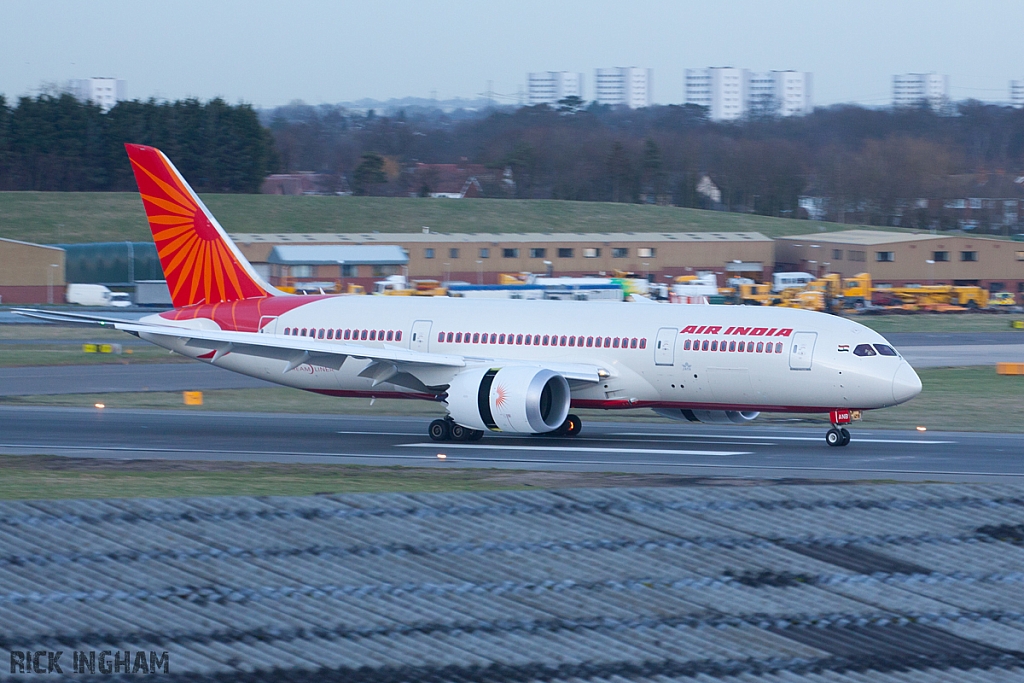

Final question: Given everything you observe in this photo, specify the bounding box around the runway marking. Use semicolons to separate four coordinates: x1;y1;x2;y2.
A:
336;431;422;436
398;443;750;457
610;432;956;445
2;443;1023;478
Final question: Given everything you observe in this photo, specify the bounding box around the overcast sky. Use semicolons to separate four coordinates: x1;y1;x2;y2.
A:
2;0;1022;108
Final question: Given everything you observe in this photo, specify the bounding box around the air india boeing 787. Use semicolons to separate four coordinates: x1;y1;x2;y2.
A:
19;144;922;447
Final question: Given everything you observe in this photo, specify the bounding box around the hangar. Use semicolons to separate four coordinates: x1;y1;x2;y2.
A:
777;230;1024;293
231;232;775;285
0;238;65;304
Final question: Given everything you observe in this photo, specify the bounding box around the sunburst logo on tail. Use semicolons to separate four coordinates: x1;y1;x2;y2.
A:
493;384;508;409
125;144;270;308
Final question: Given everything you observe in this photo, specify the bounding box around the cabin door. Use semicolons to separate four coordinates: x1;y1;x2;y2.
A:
258;316;279;335
410;320;432;353
654;327;678;366
789;331;817;370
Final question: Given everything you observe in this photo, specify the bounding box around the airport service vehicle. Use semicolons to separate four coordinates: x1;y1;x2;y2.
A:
65;284;131;307
20;145;923;447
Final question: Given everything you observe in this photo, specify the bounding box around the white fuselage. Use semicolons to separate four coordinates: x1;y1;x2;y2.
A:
142;296;920;413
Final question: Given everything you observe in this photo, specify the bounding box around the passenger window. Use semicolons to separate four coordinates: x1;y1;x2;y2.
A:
490;334;497;343
446;332;454;342
387;331;394;341
737;341;744;352
379;330;384;340
284;328;291;336
631;338;638;349
765;343;772;353
327;329;334;339
300;328;307;337
585;337;592;347
874;344;898;356
472;333;480;343
438;332;444;342
568;336;576;347
602;337;609;348
395;331;402;341
560;336;567;346
747;342;754;352
756;342;763;352
369;330;376;341
639;339;646;349
525;335;532;345
728;341;736;351
775;342;782;353
361;330;368;340
683;339;690;350
344;329;351;340
336;329;342;339
455;333;462;343
710;341;718;351
542;335;549;345
854;344;876;356
699;340;707;351
516;334;524;345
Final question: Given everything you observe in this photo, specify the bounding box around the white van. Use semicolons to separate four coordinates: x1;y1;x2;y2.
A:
772;272;815;293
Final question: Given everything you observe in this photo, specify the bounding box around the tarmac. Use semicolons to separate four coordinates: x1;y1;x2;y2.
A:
1;483;1023;681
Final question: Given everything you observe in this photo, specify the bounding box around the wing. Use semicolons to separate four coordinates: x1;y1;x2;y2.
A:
14;309;605;387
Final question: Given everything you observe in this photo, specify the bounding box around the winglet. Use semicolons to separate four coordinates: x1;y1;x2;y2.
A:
125;144;281;308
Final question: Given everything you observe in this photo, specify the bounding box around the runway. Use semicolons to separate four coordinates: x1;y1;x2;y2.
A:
3;406;1022;482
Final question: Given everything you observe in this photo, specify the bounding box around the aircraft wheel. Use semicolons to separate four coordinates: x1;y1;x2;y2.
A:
839;428;851;447
825;428;842;447
450;423;471;441
467;429;484;442
564;414;582;437
428;419;450;442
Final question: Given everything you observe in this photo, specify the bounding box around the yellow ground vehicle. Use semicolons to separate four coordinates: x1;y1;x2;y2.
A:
990;292;1017;306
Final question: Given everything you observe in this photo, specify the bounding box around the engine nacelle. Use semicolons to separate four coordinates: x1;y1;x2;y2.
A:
445;366;571;434
653;408;760;424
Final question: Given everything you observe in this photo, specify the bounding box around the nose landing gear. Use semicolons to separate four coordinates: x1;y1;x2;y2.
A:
826;427;851;447
826;409;853;447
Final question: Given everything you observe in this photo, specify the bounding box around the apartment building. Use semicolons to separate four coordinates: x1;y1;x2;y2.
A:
527;72;584;106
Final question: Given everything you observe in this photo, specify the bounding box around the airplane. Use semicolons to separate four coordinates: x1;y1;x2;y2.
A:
18;144;922;447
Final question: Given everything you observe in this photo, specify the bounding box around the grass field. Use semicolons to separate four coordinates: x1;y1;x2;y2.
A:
0;324;189;367
2;367;1021;433
0;191;900;243
0;455;708;500
851;313;1024;334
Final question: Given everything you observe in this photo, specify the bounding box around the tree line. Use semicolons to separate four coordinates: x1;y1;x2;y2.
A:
7;91;1024;232
268;99;1024;230
0;95;275;192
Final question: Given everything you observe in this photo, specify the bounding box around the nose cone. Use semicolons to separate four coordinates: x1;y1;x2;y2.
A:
892;362;923;404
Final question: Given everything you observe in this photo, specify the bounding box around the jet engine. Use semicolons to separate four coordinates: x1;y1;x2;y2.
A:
445;366;571;434
653;408;760;424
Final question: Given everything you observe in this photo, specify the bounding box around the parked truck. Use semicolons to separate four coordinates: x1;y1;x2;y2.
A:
65;284;125;307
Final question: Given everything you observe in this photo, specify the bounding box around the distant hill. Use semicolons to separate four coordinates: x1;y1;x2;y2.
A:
0;192;903;245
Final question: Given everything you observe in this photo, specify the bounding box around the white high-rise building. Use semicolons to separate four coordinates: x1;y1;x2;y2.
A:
1011;80;1024;108
527;72;584;106
71;77;126;112
892;73;948;109
594;67;652;108
684;68;811;121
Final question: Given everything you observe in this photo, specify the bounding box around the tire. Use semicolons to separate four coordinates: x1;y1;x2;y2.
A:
565;414;582;437
428;419;450;442
839;428;851;447
826;428;842;447
450;423;469;441
467;429;484;442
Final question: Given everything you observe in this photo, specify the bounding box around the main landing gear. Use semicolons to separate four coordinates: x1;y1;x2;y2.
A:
427;414;583;441
429;417;483;442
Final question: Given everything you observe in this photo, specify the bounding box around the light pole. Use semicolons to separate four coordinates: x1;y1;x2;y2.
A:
476;260;483;284
47;264;59;304
126;241;135;286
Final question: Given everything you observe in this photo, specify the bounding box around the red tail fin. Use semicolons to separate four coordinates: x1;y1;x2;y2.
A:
125;144;276;308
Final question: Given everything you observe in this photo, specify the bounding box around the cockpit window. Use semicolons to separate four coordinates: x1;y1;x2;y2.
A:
853;343;876;357
874;344;898;356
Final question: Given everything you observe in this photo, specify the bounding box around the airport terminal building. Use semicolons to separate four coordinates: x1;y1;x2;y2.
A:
230;232;775;290
777;230;1024;294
